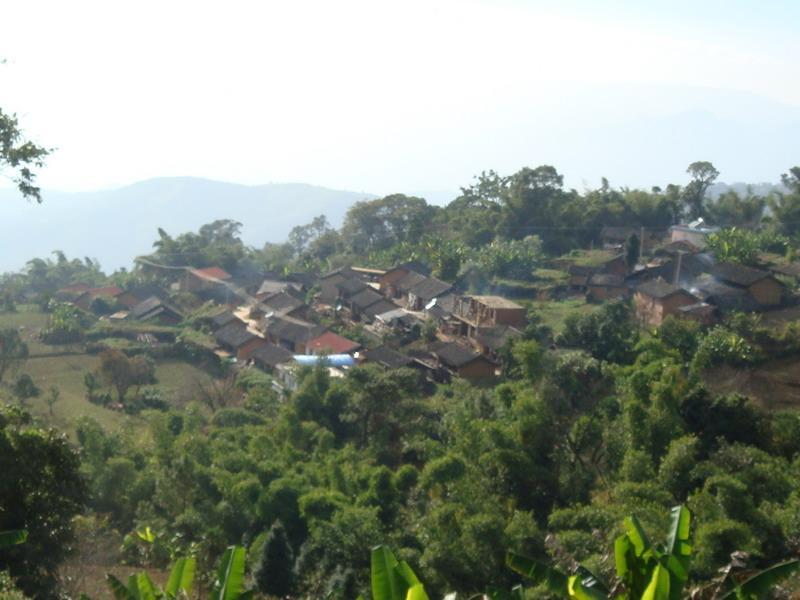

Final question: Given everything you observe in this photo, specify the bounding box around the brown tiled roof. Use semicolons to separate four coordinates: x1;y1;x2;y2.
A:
307;331;361;354
191;267;231;281
635;280;696;301
712;263;775;287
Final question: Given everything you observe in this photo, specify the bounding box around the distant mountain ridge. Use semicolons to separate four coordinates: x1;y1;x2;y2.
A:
0;177;376;274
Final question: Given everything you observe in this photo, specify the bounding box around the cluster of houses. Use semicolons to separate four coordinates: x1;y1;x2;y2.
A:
569;223;795;327
55;219;798;394
197;262;522;390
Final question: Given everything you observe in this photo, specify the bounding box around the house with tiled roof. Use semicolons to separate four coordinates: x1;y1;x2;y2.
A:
262;315;326;353
307;331;361;356
586;273;628;302
406;277;453;310
429;341;496;383
710;263;784;307
633;279;700;327
250;343;294;373
214;322;265;360
128;296;183;326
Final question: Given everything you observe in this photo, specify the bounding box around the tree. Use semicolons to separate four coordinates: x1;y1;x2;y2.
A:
45;385;60;417
625;232;640;269
11;373;39;405
0;405;86;598
97;350;155;404
254;520;294;597
0;328;29;383
0;106;50;202
683;161;719;220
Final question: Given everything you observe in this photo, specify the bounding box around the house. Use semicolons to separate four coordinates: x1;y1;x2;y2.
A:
181;267;232;292
362;345;415;369
211;309;246;331
250;343;294;373
453;295;526;336
73;286;125;311
425;293;458;333
676;302;716;325
379;262;432;295
251;291;308;320
586;273;628;302
710;263;784;307
406;277;453;310
429;341;497;383
317;267;361;305
55;283;91;301
127;296;183;326
600;227;665;252
769;262;800;282
350;266;387;283
374;308;422;333
362;299;400;321
255;279;303;301
689;276;760;313
600;254;629;277
473;325;523;359
387;270;428;301
655;240;702;257
344;287;385;320
568;265;594;290
633;280;700;327
214;323;265;360
262;315;327;353
669;219;718;249
306;331;361;355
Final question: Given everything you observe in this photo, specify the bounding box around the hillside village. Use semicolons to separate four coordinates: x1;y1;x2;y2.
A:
39;218;800;400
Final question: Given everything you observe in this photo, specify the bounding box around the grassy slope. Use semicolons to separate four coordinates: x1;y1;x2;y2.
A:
0;305;214;433
524;297;602;333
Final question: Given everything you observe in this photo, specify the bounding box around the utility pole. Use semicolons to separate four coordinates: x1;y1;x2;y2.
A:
639;226;645;262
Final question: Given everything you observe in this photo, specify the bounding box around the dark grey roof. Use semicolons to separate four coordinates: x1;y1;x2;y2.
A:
336;278;369;297
215;322;260;348
600;226;638;241
257;279;300;296
635;279;696;300
211;310;244;329
319;266;358;280
408;277;453;300
363;299;400;319
398;261;432;276
129;296;182;321
475;325;522;351
569;264;596;276
251;343;293;368
395;271;428;292
656;240;702;256
261;291;304;313
349;287;384;310
588;273;625;286
771;262;800;278
265;316;326;344
712;263;774;287
691;275;748;298
430;341;486;369
363;345;414;368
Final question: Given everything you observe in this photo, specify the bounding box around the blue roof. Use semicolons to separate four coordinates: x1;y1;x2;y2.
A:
293;354;355;367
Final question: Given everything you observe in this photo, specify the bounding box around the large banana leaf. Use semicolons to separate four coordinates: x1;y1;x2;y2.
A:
0;529;27;547
566;574;607;600
371;546;408;600
405;583;430;600
105;573;158;600
165;556;196;598
717;559;800;600
506;551;568;594
213;545;250;600
641;563;670;600
663;506;692;600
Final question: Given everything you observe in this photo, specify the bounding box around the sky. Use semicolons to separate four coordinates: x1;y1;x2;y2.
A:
1;0;799;196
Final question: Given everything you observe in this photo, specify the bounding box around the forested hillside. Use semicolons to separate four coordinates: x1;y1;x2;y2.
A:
2;160;800;599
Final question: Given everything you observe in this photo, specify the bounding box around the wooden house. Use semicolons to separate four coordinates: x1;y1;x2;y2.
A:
586;273;628;302
429;341;496;383
214;323;265;360
710;263;784;307
633;280;700;327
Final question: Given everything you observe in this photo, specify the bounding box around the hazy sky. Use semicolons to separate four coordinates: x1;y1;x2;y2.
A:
1;0;799;196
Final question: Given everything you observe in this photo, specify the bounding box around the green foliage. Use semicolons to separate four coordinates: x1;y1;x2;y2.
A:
559;302;639;364
0;107;50;202
0;329;28;383
690;327;755;374
254;521;294;597
0;405;86;598
10;374;38;403
41;302;88;344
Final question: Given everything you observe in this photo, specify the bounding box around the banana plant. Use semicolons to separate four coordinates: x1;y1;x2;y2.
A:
713;559;800;600
0;529;27;548
369;545;431;600
104;544;253;600
507;505;693;599
106;556;196;600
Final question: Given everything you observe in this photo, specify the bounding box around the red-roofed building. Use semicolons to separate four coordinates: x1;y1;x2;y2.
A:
181;267;233;292
73;286;124;311
307;331;361;356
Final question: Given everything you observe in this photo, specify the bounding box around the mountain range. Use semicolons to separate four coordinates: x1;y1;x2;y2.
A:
0;177;377;274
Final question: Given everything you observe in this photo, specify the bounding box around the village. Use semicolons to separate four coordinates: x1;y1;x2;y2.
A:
48;218;800;398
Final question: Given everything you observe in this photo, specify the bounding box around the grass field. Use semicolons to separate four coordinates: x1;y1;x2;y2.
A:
524;297;602;333
0;305;216;433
